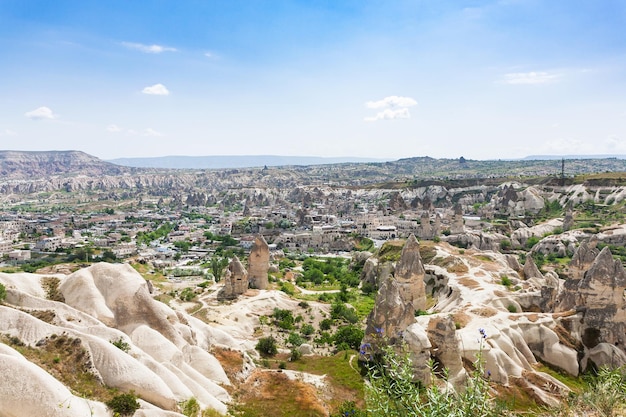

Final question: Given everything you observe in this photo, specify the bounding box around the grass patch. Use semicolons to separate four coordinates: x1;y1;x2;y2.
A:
535;364;588;393
350;293;376;320
289;351;364;394
377;240;404;263
131;262;167;282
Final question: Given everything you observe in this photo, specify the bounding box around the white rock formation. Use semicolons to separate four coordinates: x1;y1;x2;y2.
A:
0;263;233;416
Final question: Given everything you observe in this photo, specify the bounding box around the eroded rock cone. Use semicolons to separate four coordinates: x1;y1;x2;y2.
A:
222;256;248;299
248;234;270;289
556;239;600;312
364;234;427;345
576;247;626;350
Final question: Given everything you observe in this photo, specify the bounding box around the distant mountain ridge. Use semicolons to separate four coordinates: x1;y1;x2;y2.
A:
107;155;390;169
521;154;626;160
0;150;134;179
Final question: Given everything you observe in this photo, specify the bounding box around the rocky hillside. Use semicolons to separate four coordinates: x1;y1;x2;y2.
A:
0;150;134;179
0;263;236;416
361;233;626;407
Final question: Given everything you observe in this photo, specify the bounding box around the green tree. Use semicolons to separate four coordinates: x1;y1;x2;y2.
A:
210;256;228;281
333;325;364;350
174;240;192;253
256;336;278;356
0;282;6;302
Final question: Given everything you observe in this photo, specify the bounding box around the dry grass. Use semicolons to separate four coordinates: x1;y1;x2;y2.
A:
212;346;245;383
526;313;539;322
458;277;482;290
41;276;65;302
470;307;498;317
23;309;56;324
233;370;328;417
452;311;471;329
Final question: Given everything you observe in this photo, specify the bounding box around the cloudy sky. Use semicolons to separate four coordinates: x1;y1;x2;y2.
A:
1;0;625;160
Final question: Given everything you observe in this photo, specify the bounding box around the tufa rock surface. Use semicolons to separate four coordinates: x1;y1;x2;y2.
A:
364;234;427;346
221;256;249;299
248;234;270;289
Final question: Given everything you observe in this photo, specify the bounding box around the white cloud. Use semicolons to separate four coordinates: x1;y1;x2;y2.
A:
24;106;57;120
364;108;411;122
364;95;416;122
106;124;122;133
122;42;177;54
365;95;417;109
501;71;561;85
142;83;170;96
143;128;163;137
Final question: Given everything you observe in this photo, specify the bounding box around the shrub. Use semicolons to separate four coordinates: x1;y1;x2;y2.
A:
507;304;517;313
272;308;295;330
499;239;511;251
0;282;6;302
319;318;333;331
106;393;140;416
180;397;200;417
256;336;278;356
290;348;302;362
110;337;131;353
525;236;540;249
287;332;304;347
314;331;334;345
300;323;315;337
500;275;512;287
179;287;196;302
365;330;499;417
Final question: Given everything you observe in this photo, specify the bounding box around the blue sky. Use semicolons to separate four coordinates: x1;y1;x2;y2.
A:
1;0;625;160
